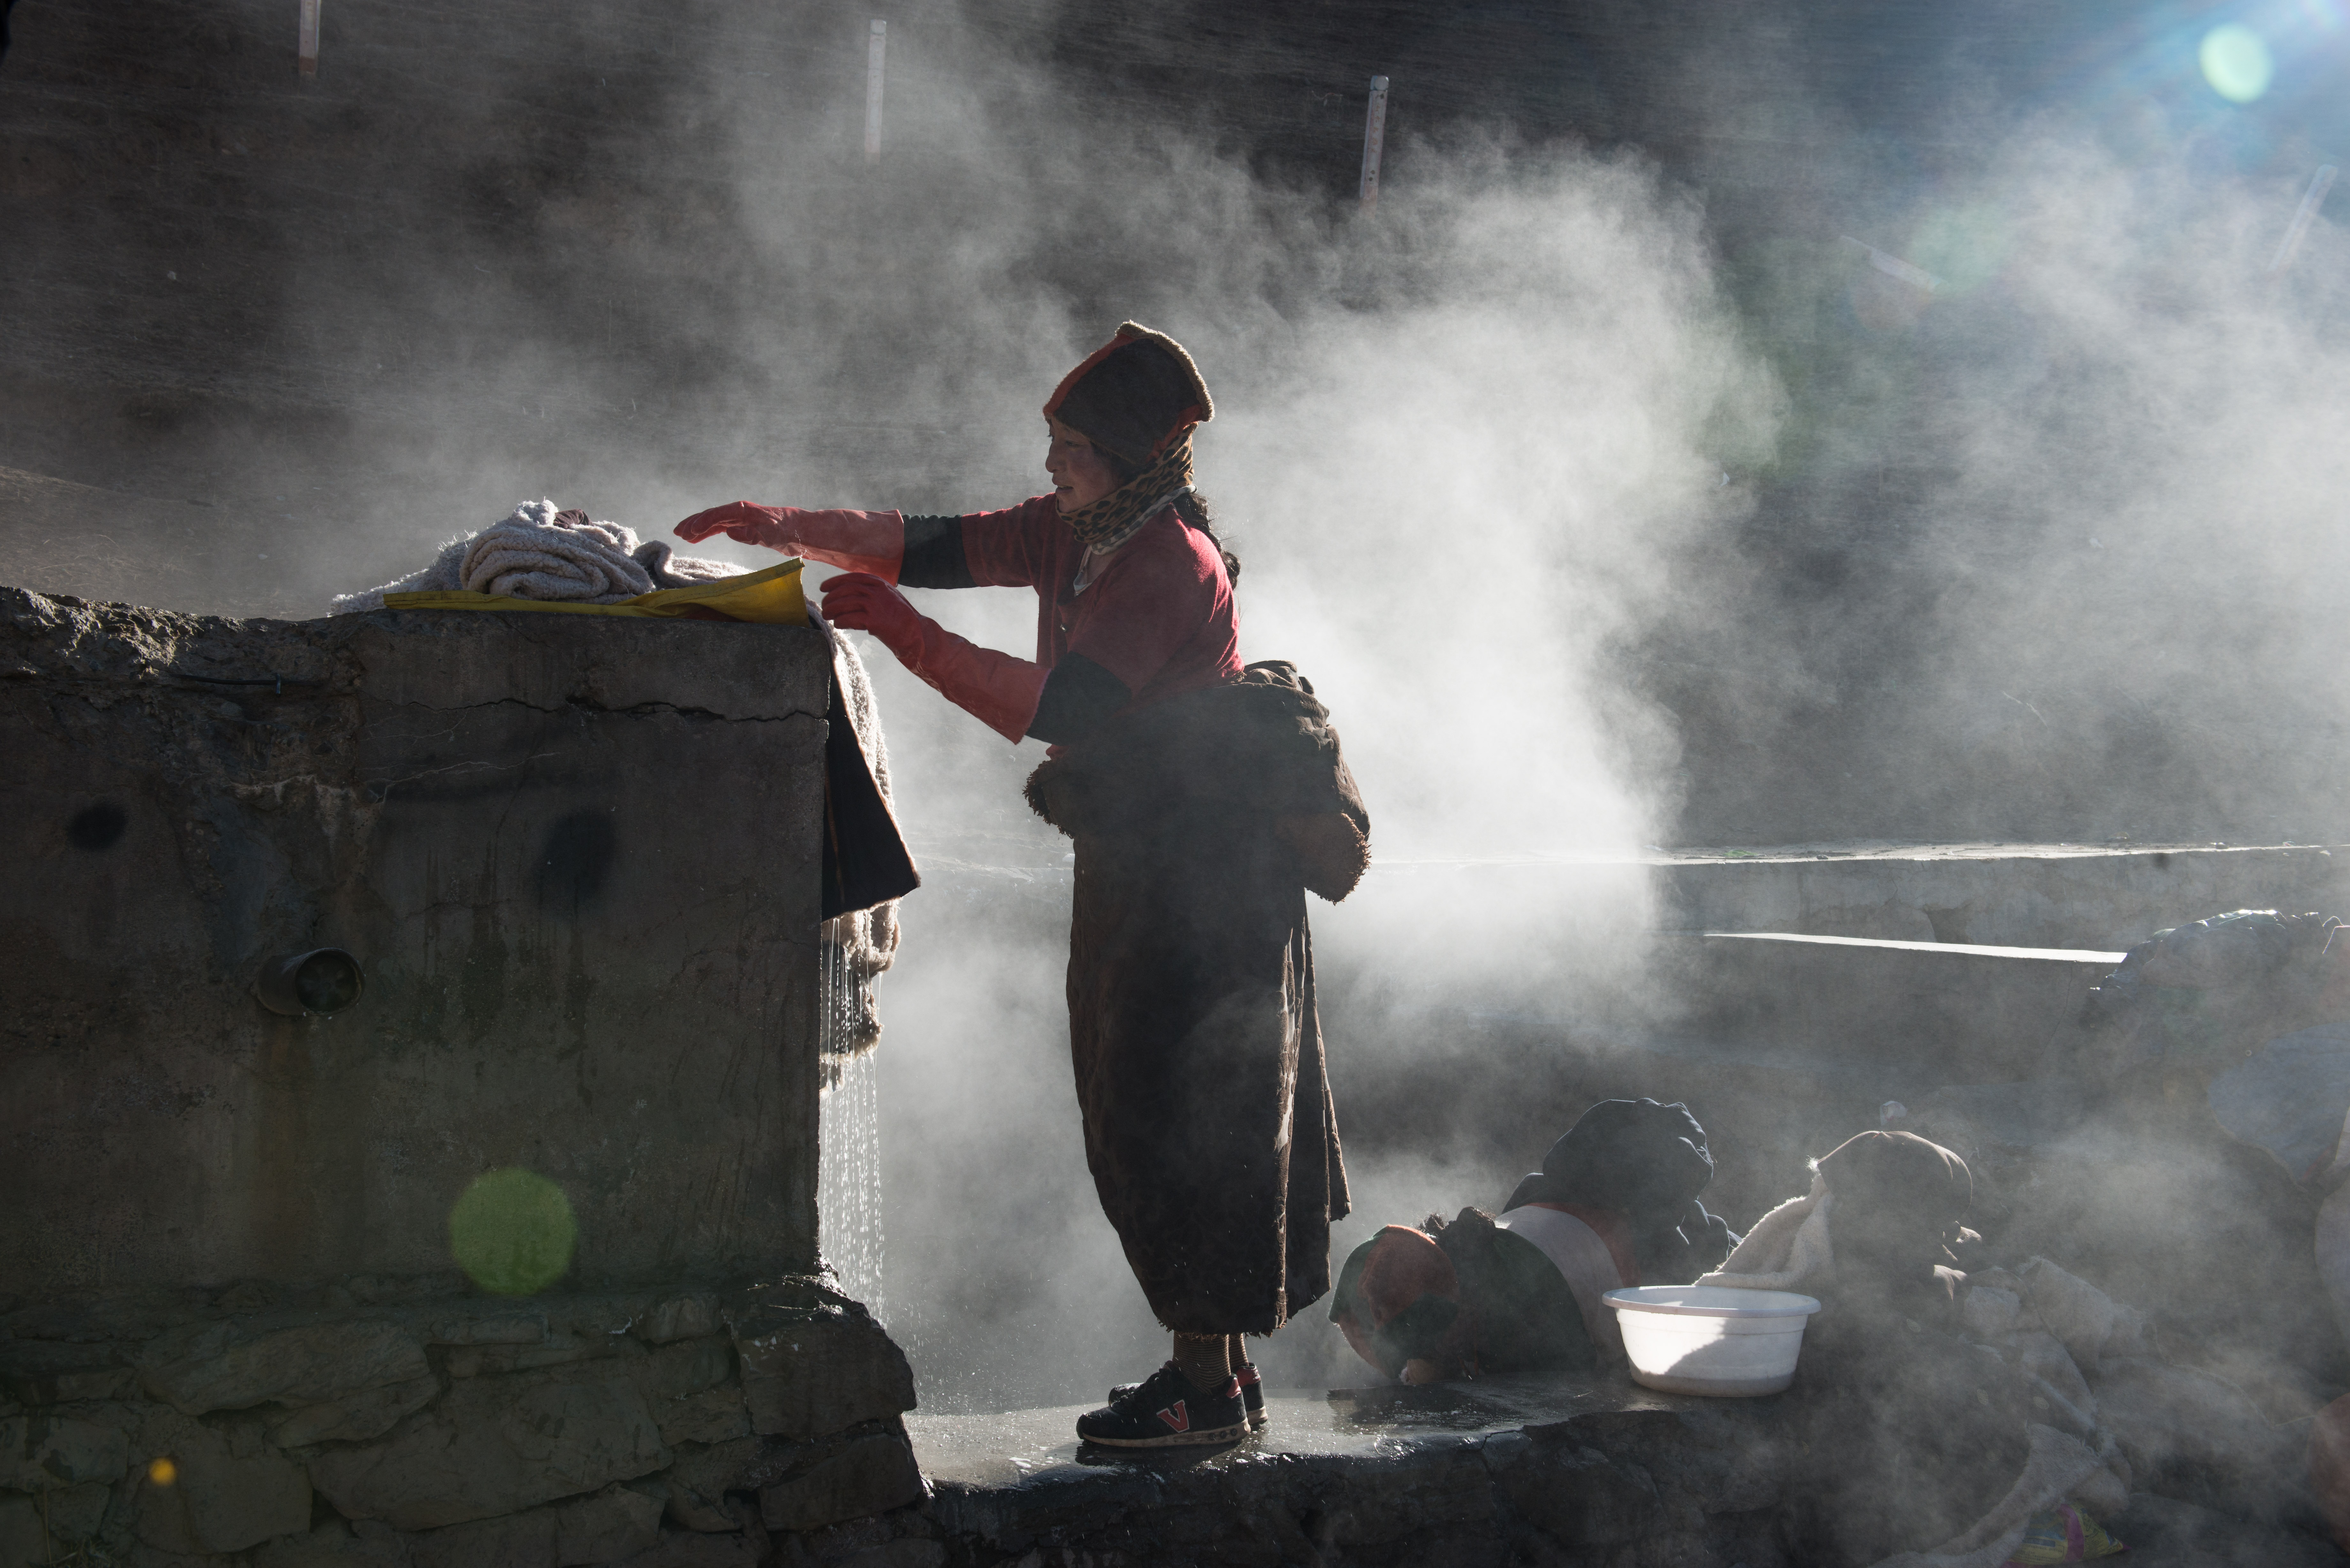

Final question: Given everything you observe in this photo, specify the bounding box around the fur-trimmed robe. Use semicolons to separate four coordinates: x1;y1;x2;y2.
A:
1026;661;1370;1334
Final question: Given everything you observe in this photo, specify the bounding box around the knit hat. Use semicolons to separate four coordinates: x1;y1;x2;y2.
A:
1043;322;1214;469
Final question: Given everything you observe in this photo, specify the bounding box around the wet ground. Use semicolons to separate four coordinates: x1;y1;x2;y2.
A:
906;1372;1705;1488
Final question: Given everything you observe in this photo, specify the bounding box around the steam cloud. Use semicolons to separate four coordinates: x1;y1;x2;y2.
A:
7;0;2345;1407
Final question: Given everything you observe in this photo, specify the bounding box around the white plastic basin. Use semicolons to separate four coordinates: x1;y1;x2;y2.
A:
1603;1285;1822;1396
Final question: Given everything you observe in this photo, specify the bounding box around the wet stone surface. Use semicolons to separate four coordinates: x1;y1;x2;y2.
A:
912;1374;1796;1568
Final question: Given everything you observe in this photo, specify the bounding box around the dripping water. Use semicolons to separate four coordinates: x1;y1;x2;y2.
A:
817;922;886;1319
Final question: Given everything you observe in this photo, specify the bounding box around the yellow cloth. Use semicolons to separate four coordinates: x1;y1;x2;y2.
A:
384;559;807;623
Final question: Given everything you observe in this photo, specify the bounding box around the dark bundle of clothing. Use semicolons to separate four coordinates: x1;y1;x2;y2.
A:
1505;1097;1738;1282
1329;1098;1740;1382
1025;660;1368;1333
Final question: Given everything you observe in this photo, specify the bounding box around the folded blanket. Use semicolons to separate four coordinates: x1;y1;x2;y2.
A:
331;499;733;614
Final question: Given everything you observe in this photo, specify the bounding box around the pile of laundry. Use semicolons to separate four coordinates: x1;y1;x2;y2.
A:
329;499;737;614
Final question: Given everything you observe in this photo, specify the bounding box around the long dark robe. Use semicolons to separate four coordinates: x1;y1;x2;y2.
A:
1029;662;1368;1334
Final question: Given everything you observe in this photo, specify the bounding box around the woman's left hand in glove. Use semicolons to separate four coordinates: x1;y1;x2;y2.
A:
820;572;927;662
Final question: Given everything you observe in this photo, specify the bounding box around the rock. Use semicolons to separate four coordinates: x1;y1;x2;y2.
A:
448;1335;617;1379
758;1432;925;1534
656;1387;752;1448
557;1482;667;1565
646;1341;736;1402
0;1481;107;1548
0;1413;130;1487
666;1437;795;1531
308;1363;673;1530
729;1305;913;1441
142;1320;433;1416
0;1496;41;1568
815;1542;945;1568
270;1372;442;1446
0;1339;135;1405
136;1413;313;1555
636;1297;720;1347
612;1530;769;1568
428;1314;549;1347
411;1505;560;1568
253;1518;418;1567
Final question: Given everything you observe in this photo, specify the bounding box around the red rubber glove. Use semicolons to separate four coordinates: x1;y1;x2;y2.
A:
822;572;1047;742
673;504;905;580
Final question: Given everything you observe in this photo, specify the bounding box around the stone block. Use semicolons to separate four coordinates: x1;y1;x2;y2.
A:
309;1363;672;1529
758;1432;924;1534
613;1530;769;1568
666;1437;795;1531
656;1387;752;1449
557;1482;666;1565
429;1314;550;1347
411;1506;559;1568
815;1543;945;1568
141;1321;432;1416
270;1373;441;1447
647;1340;736;1402
0;1413;129;1487
136;1414;313;1555
730;1307;913;1440
636;1297;720;1347
1496;1441;1662;1549
0;1482;108;1550
0;1339;136;1406
253;1518;418;1567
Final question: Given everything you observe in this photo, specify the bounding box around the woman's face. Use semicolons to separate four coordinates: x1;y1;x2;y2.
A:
1046;418;1123;514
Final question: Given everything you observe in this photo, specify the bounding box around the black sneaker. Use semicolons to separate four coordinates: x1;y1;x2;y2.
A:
1111;1363;1266;1430
1078;1363;1247;1448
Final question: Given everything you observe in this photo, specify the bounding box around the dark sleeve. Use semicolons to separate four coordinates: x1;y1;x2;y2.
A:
899;514;976;590
1026;653;1131;745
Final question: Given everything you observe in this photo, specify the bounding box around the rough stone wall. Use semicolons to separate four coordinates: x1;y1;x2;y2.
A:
0;1275;935;1568
0;588;828;1296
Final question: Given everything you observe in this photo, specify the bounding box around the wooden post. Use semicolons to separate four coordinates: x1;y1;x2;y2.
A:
864;20;887;164
1359;75;1389;212
2270;165;2339;274
298;0;321;76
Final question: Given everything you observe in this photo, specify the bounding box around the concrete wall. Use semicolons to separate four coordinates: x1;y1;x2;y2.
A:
0;587;830;1300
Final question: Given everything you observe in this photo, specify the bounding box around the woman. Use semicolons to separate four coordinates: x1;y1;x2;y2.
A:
676;323;1370;1447
1327;1097;1736;1384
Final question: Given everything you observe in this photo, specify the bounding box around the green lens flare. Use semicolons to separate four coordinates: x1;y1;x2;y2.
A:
449;1168;577;1296
2200;25;2275;103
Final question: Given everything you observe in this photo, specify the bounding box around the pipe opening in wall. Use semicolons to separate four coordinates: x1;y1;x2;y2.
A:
256;947;365;1015
67;801;128;851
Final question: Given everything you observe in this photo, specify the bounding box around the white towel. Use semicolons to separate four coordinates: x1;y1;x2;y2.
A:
1696;1173;1837;1292
330;499;732;614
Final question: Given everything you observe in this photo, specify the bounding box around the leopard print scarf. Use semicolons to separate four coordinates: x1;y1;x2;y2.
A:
1059;436;1194;553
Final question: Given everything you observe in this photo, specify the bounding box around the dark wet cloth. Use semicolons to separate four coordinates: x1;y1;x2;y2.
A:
1028;663;1368;1333
1504;1098;1736;1281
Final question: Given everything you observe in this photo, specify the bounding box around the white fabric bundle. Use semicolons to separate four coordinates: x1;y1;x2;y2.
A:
330;499;733;615
1696;1173;1837;1292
